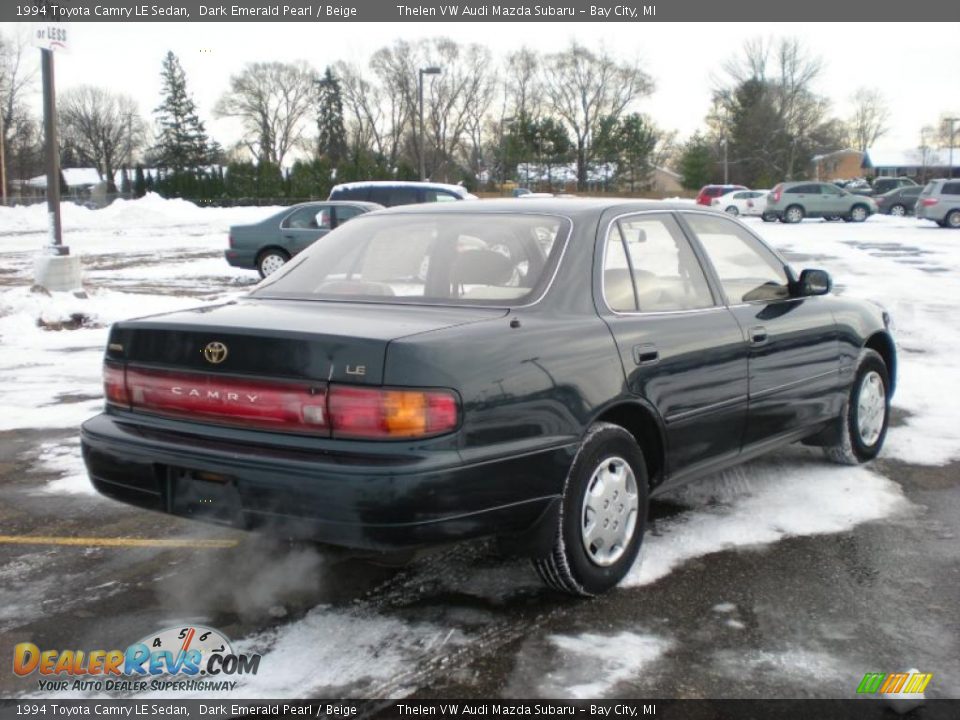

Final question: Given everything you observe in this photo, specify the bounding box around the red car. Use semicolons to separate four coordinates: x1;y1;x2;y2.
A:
696;184;747;206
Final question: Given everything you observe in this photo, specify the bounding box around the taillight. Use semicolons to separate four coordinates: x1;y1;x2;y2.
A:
921;198;939;207
103;362;129;408
228;234;235;248
105;363;459;440
772;185;782;203
328;385;459;440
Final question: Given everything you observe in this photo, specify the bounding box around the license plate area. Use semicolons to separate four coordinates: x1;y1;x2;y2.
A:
168;467;242;526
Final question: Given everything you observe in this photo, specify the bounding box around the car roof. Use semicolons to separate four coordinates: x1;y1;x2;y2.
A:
329;180;470;195
361;197;709;219
289;200;383;209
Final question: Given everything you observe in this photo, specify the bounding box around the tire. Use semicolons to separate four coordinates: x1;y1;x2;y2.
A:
824;349;890;465
761;212;777;223
889;204;906;217
257;248;290;278
784;205;804;224
849;204;869;223
945;210;960;229
533;422;648;596
725;206;739;216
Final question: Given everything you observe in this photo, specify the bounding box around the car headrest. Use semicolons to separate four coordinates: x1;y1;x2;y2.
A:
453;250;515;285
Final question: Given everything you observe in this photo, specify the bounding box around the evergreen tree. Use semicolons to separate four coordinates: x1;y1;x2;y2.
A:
120;167;132;195
153;51;212;173
134;165;146;197
679;133;715;190
315;67;347;165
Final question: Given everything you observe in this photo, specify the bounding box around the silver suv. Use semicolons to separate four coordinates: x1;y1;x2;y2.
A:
916;179;960;228
765;181;877;223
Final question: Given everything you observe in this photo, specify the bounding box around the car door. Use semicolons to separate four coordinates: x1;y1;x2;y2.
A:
818;183;850;215
598;211;749;477
783;183;819;215
280;204;333;254
680;212;842;448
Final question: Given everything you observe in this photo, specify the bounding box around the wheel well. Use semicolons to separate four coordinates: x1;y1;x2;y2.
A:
257;245;290;262
865;331;896;394
595;403;665;488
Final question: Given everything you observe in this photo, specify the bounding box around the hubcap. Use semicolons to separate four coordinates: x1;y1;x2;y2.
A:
260;253;286;276
949;213;960;228
787;208;802;222
891;205;905;217
580;456;639;567
852;207;867;221
857;371;886;447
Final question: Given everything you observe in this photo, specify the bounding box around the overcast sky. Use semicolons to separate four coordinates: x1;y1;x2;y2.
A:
13;21;960;160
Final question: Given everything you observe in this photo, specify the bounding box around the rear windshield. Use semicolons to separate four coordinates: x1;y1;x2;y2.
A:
253;212;569;306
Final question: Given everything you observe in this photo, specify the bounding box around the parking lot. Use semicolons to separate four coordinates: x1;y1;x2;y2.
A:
1;197;958;701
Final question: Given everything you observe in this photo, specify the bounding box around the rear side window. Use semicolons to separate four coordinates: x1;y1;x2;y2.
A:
902;187;922;197
603;214;714;313
787;184;818;194
685;214;790;304
282;205;330;230
942;182;960;195
424;189;460;203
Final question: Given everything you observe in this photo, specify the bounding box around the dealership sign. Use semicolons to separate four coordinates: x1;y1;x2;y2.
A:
31;22;69;52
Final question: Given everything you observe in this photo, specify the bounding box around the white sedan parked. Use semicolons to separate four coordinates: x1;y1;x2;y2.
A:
711;189;770;217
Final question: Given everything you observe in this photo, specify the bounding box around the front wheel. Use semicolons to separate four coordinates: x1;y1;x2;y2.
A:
533;423;648;596
889;204;907;217
725;206;739;216
824;349;890;465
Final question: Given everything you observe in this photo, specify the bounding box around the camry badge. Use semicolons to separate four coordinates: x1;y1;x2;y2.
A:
203;341;229;365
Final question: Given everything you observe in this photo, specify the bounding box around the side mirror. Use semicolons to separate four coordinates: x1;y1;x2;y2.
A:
798;268;832;296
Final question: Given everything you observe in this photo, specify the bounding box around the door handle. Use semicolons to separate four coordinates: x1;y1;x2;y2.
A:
749;326;769;345
632;343;659;365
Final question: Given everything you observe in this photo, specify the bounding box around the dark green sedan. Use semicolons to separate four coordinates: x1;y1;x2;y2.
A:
225;201;382;278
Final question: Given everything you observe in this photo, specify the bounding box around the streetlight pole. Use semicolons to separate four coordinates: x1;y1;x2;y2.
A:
418;66;441;181
42;48;64;253
945;117;959;180
0;110;7;204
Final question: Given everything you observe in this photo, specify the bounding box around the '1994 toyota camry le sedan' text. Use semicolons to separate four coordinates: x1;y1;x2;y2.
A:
81;200;896;595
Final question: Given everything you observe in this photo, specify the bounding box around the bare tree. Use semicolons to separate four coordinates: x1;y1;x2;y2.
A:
0;30;40;187
214;61;317;166
541;42;654;188
847;88;890;152
59;86;146;192
504;48;542;121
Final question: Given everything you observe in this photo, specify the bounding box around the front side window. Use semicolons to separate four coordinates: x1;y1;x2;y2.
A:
255;213;567;307
684;214;790;304
603;214;714;313
334;205;365;225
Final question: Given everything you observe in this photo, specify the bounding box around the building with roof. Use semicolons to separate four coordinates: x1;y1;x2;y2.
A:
862;148;960;181
810;149;864;181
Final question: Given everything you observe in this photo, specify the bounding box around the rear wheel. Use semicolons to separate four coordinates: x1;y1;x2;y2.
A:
945;210;960;228
257;248;290;278
889;204;907;217
533;423;648;596
849;204;869;223
784;205;804;224
725;206;739;216
761;212;777;223
824;349;890;465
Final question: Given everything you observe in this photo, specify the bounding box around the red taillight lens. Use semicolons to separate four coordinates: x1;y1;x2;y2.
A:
125;367;329;434
921;198;939;207
228;234;235;248
772;185;782;203
328;385;459;440
103;362;129;408
106;363;460;440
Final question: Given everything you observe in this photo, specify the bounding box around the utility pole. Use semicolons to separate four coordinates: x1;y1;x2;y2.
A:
945;117;959;180
418;66;441;181
42;48;65;253
0;110;7;204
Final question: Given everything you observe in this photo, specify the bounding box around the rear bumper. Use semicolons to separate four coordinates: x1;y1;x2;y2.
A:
80;413;573;551
224;249;256;270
